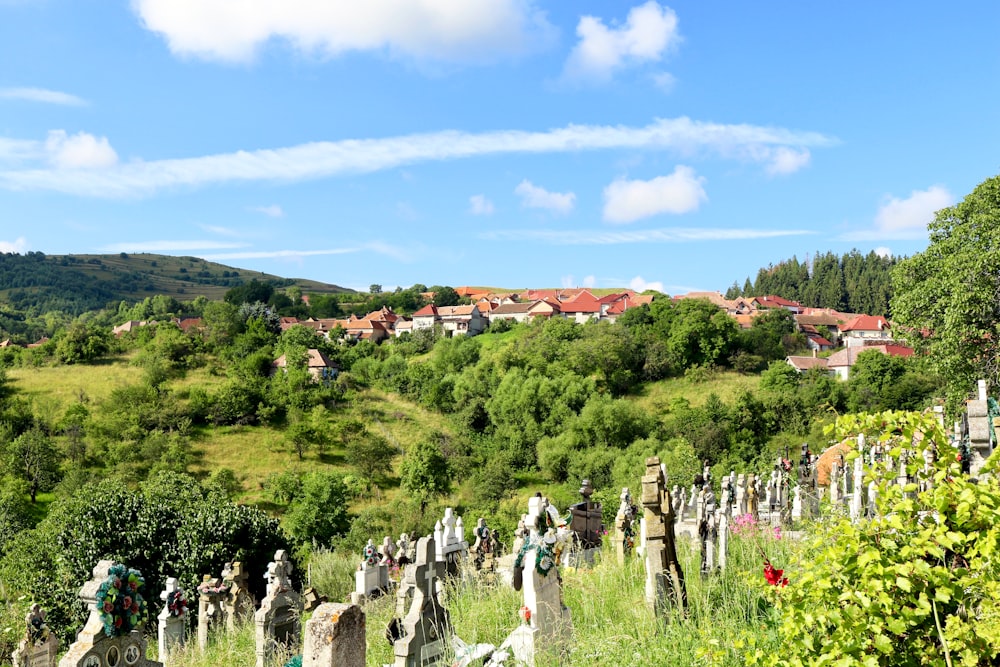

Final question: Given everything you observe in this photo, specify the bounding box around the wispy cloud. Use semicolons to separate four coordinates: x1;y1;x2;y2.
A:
248;204;284;218
469;194;495;215
765;147;811;176
45;130;118;169
200;224;243;237
199;240;411;262
0;87;87;106
564;2;680;82
602;165;706;223
0;117;836;197
0;236;29;253
515;179;575;214
839;185;953;241
133;0;555;64
100;240;249;253
480;226;815;245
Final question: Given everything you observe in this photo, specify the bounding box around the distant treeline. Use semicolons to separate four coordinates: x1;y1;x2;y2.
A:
726;250;897;316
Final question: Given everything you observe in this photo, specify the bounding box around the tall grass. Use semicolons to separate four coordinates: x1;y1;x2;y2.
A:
160;526;794;666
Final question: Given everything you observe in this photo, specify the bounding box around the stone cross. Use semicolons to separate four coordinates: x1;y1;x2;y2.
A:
735;474;747;516
717;511;729;571
158;577;186;661
393;537;451;667
640;457;688;616
302;603;365;667
434;508;469;575
197;575;228;651
507;527;572;667
829;462;841;506
11;604;58;667
222;561;254;632
58;560;162;667
850;434;865;521
255;550;302;667
614;488;636;565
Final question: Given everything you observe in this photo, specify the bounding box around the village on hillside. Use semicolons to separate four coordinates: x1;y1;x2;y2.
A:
14;285;913;384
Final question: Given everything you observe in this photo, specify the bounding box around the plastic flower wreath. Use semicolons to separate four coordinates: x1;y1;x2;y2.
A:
166;588;188;618
95;564;149;637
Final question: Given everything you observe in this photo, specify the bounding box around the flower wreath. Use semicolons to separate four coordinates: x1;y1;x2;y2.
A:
512;537;557;577
27;614;50;646
95;564;149;637
166;588;188;618
362;544;380;567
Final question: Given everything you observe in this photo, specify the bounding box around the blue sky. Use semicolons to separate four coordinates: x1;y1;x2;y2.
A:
1;1;998;294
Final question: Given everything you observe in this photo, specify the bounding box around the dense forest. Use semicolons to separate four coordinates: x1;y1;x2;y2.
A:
726;249;897;316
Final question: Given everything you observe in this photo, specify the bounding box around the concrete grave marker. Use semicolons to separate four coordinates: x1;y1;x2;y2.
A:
302;603;365;667
157;578;187;661
58;560;161;667
12;604;58;667
255;550;302;667
640;457;688;616
393;537;451;667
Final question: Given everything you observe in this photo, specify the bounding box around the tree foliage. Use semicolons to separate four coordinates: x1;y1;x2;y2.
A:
762;411;1000;666
892;174;1000;407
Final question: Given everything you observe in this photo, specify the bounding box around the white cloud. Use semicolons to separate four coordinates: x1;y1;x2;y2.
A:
45;130;117;169
629;275;664;293
565;2;680;81
249;204;284;218
603;165;706;223
469;194;495;216
515;179;575;214
651;71;676;92
840;185;954;241
0;117;835;197
0;138;40;163
480;226;815;245
0;87;87;106
560;274;574;288
100;240;248;253
132;0;555;64
0;236;28;253
765;147;811;175
875;186;952;235
874;246;892;259
582;275;596;288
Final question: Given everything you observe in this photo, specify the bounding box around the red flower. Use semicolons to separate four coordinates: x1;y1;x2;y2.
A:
131;603;139;613
103;602;113;613
123;596;132;608
129;581;138;592
114;616;123;628
764;560;788;587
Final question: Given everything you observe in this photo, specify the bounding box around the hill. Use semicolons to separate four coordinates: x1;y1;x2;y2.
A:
0;251;353;314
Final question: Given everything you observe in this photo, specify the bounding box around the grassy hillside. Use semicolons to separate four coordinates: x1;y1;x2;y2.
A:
0;252;352;313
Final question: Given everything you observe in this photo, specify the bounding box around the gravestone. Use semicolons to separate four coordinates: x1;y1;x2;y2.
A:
393;537;451;667
58;560;162;667
11;604;58;667
433;509;469;575
302;588;328;613
396;533;416;566
470;518;495;572
671;485;683;522
613;488;636;565
565;479;603;566
381;536;397;567
506;497;572;667
196;576;228;651
850;435;865;521
967;380;992;476
255;550;302;667
791;487;802;520
747;474;760;519
829;461;841;506
157;578;188;661
353;539;388;603
301;603;365;667
640;457;688;616
735;474;747;516
717;512;729;571
221;562;254;632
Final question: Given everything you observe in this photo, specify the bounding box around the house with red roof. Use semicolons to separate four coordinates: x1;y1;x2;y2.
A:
826;343;913;380
839;315;891;346
750;295;803;314
559;290;603;323
437;304;486;336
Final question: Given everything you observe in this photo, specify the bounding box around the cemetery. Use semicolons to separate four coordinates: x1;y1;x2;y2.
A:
3;388;998;666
